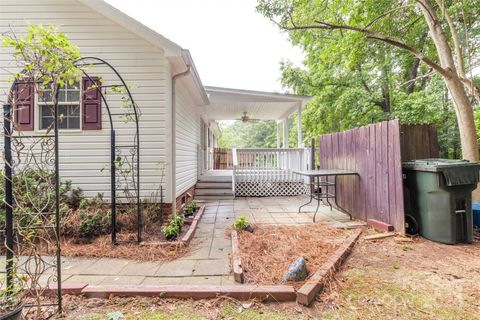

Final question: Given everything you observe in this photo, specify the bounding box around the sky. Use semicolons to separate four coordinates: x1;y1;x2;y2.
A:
105;0;305;92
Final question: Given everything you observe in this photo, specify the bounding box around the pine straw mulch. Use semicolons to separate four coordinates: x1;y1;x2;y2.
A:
57;232;193;262
236;223;351;287
22;226;195;262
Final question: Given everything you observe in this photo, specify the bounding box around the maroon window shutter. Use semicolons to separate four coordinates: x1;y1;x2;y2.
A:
13;80;35;131
82;76;102;130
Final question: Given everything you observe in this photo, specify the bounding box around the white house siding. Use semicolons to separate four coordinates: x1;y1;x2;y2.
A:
175;80;200;197
0;0;168;199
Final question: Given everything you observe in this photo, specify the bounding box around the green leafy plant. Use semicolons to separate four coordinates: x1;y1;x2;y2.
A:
162;215;184;240
172;216;184;230
183;200;198;215
233;216;250;230
77;209;109;239
162;225;180;240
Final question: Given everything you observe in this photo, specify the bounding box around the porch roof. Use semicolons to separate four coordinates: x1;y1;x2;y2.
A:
203;86;312;121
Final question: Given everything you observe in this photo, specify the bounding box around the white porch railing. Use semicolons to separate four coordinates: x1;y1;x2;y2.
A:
232;148;310;183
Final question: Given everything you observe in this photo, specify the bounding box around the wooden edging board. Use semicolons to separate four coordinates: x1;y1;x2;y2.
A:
43;284;295;302
367;219;394;232
231;230;245;283
296;229;363;306
139;205;205;247
81;284;296;301
181;204;206;244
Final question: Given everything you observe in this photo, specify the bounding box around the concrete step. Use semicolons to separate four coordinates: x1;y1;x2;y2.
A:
195;188;233;196
196;182;232;189
198;175;232;183
195;195;235;200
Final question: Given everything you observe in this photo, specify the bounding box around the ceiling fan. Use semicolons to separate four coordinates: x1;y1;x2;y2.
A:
237;111;260;123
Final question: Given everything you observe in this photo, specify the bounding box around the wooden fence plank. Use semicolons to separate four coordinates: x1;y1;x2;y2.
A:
317;119;438;233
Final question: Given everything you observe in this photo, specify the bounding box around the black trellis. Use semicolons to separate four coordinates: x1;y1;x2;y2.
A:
4;80;63;316
3;57;142;316
74;57;142;244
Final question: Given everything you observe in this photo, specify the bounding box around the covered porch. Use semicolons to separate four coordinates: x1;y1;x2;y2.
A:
197;87;313;199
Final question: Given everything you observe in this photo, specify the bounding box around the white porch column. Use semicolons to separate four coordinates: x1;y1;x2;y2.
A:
276;121;281;148
283;118;289;148
297;103;303;147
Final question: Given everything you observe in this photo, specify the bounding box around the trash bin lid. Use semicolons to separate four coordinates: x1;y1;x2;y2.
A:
402;159;480;171
402;159;480;186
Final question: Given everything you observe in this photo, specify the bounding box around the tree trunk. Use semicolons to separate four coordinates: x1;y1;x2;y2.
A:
446;77;479;161
418;0;479;162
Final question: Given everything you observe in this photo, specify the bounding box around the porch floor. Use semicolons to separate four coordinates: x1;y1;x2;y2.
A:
20;196;362;287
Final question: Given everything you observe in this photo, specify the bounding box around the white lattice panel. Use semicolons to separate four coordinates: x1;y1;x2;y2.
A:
235;182;309;197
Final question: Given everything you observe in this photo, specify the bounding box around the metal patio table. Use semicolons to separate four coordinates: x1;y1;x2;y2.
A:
294;169;358;222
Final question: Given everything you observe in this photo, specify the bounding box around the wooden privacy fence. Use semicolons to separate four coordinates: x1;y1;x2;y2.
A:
213;148;233;169
318;119;439;232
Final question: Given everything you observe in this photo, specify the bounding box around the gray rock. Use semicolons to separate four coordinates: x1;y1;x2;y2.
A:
245;225;254;233
281;257;308;283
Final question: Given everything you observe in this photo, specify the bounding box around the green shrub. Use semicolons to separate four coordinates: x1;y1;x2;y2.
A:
0;169;87;229
172;216;184;229
183;200;198;215
77;209;109;238
162;225;180;240
233;216;250;230
162;215;184;240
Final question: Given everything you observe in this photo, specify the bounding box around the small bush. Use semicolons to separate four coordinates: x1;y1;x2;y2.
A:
162;215;184;240
233;216;250;230
162;225;180;240
183;200;198;215
172;216;184;229
77;209;109;238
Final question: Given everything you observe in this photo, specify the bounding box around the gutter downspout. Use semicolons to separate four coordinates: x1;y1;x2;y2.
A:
171;65;191;215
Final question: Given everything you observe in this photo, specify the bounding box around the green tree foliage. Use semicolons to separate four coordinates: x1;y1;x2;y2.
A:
217;120;278;148
257;0;480;158
2;24;81;87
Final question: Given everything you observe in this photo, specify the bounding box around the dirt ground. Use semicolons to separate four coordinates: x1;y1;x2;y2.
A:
58;228;480;319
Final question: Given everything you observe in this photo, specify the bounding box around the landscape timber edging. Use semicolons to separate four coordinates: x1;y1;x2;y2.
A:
366;219;395;232
180;204;206;244
296;229;363;306
51;284;296;301
230;230;245;283
139;204;205;247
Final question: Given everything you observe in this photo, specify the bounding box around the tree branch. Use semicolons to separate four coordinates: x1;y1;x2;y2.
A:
365;4;415;28
280;20;451;78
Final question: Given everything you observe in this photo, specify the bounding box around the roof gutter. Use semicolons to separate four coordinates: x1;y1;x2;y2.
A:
180;50;209;105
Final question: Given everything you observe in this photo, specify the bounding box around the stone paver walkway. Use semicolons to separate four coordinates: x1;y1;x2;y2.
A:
18;196;360;286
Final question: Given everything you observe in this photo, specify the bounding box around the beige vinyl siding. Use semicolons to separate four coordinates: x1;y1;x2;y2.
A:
175;80;200;197
0;0;168;199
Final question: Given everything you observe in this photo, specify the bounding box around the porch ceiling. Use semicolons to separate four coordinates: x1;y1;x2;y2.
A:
203;86;312;121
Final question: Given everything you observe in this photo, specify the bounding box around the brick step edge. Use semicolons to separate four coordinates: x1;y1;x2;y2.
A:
42;284;296;302
296;229;363;306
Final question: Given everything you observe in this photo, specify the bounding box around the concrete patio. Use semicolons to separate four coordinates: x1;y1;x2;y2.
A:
20;196;361;286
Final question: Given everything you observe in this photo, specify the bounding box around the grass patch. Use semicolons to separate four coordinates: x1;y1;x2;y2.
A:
221;303;300;320
72;303;302;320
321;267;478;320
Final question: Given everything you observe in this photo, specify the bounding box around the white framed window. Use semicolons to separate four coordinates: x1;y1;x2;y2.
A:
38;82;81;130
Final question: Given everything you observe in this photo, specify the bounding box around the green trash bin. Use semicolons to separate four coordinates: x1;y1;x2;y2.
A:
402;159;480;244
